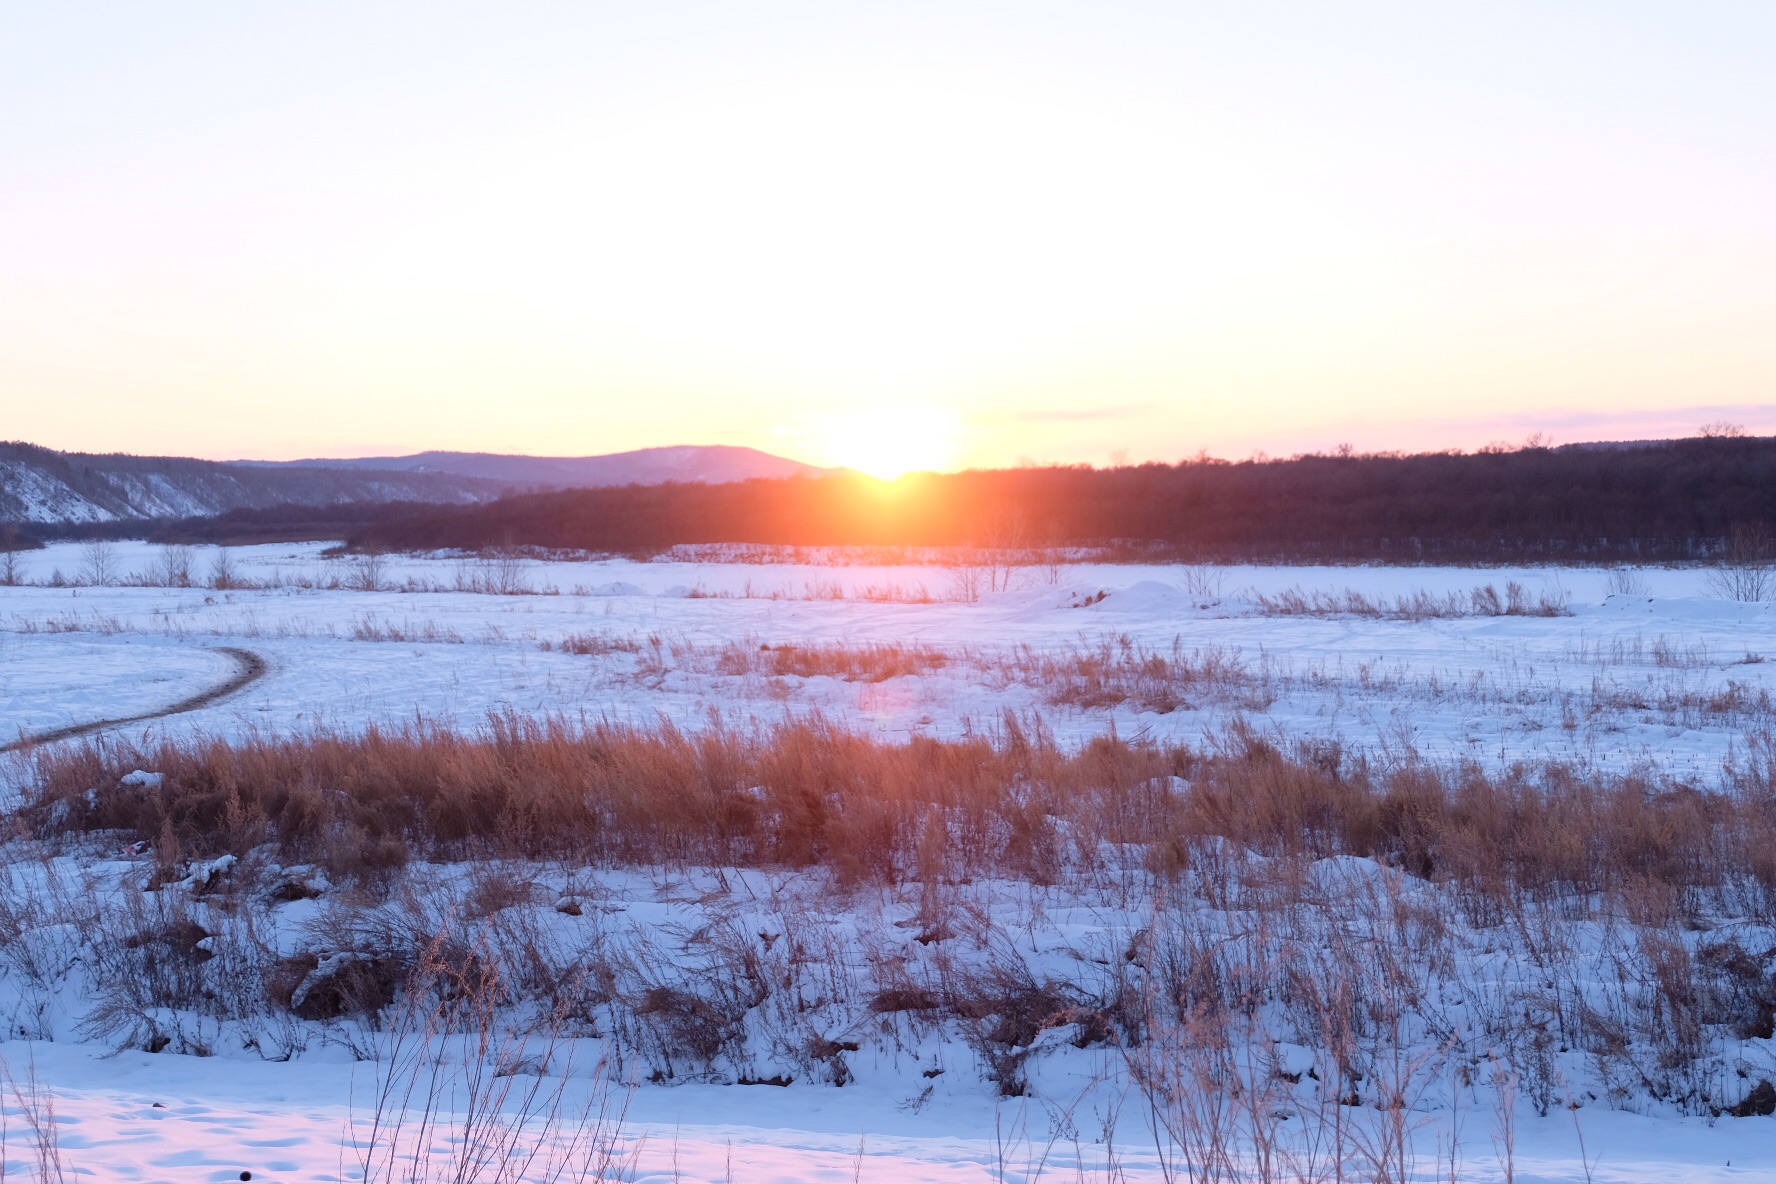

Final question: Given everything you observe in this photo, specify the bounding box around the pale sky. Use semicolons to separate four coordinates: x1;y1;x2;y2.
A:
3;2;1774;473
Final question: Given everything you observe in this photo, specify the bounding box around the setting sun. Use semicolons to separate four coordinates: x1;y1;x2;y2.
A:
819;406;959;479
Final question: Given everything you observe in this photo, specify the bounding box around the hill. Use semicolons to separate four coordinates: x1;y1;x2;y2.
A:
2;442;833;531
0;441;502;526
241;445;836;487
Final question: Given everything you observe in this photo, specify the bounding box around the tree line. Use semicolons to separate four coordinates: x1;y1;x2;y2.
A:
334;436;1776;563
12;436;1776;563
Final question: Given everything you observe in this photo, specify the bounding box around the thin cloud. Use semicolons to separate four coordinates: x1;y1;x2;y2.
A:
1009;404;1155;424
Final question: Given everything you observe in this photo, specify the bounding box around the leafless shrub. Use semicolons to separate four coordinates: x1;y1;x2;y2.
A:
454;548;533;595
354;935;635;1184
1179;565;1228;597
1490;1060;1517;1184
274;949;408;1022
1126;995;1241;1182
1603;567;1652;598
946;960;1086;1098
0;1051;66;1184
208;546;238;590
350;549;389;593
1706;524;1776;602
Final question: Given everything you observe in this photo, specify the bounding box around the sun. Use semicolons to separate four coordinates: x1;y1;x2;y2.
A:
820;406;959;479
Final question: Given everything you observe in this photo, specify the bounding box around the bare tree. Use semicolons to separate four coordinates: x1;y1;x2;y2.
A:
0;525;30;587
151;544;197;588
952;509;1034;600
948;560;986;603
77;538;118;586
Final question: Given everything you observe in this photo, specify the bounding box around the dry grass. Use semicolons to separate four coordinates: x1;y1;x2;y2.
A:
350;615;467;644
532;629;1776;739
713;641;948;682
12;718;1776;1139
542;631;645;657
26;716;1776;916
994;639;1267;713
1254;581;1571;620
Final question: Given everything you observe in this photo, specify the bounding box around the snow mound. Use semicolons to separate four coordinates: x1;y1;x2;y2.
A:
1093;580;1194;613
589;581;645;596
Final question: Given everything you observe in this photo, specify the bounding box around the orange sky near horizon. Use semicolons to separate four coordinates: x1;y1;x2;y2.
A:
4;3;1775;477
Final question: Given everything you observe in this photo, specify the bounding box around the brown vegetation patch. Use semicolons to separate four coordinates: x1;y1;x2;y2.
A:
24;717;1776;920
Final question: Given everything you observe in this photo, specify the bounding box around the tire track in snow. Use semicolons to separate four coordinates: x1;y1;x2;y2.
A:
1;645;267;752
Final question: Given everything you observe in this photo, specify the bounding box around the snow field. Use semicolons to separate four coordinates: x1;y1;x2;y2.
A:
4;542;1776;778
6;542;1776;1179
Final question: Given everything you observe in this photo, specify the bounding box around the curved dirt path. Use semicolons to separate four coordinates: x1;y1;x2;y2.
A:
1;646;267;753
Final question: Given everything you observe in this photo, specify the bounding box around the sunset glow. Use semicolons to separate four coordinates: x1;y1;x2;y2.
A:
2;4;1774;465
819;406;960;479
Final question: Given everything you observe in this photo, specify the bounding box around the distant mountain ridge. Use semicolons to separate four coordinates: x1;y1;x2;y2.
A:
242;445;837;487
0;441;504;525
2;441;833;526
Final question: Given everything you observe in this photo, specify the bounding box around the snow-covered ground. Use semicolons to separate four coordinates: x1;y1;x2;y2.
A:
2;542;1772;778
5;541;1776;1180
3;853;1774;1183
31;1043;1767;1184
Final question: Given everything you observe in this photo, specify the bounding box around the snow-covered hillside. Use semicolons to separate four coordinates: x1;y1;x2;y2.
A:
0;441;501;524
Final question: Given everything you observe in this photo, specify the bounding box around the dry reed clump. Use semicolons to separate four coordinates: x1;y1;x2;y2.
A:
712;641;948;682
1254;581;1570;619
24;716;1776;915
541;632;643;657
995;639;1268;713
350;615;466;644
